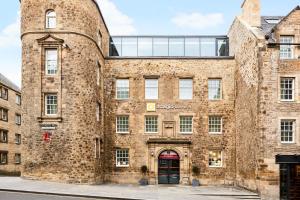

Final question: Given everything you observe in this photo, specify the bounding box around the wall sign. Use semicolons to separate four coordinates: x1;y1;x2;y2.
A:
156;104;192;110
40;124;57;130
146;103;156;112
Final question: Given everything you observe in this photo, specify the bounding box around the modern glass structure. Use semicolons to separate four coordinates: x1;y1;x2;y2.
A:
109;36;229;57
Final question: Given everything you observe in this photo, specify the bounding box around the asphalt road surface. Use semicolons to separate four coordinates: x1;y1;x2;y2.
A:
0;191;111;200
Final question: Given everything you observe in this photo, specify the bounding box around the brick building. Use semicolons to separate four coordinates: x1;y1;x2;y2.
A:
20;0;300;199
0;73;22;175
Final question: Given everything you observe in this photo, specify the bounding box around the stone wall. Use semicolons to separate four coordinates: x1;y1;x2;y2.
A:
0;84;21;174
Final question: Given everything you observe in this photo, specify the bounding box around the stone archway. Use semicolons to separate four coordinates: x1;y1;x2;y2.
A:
158;150;180;184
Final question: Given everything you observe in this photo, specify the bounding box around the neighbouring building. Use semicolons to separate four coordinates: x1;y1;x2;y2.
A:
20;0;300;199
0;73;22;175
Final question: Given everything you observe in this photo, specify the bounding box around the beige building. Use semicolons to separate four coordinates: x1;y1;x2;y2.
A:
0;73;22;175
20;0;300;199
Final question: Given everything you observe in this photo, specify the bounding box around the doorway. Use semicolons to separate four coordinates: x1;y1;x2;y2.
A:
158;150;180;184
280;164;300;200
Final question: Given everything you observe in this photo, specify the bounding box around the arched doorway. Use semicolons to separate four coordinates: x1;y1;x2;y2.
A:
158;150;180;184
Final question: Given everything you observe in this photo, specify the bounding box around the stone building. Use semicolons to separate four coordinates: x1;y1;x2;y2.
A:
20;0;300;199
0;73;22;175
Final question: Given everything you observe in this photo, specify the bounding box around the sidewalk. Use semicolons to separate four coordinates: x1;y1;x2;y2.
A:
0;177;260;200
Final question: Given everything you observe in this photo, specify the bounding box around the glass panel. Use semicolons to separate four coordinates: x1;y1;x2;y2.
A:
110;37;122;56
145;79;158;99
200;38;216;56
138;37;153;56
209;150;222;167
217;39;228;56
185;38;200;56
116;79;129;99
153;38;168;56
280;36;294;59
169;38;184;56
122;37;137;56
179;79;193;100
208;79;221;100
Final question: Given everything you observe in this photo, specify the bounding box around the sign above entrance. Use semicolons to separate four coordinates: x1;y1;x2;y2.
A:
40;124;57;130
157;104;192;111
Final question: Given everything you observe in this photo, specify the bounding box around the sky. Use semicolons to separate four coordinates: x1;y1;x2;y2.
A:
0;0;299;87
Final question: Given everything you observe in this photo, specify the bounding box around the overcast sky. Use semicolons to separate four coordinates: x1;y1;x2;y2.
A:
0;0;299;87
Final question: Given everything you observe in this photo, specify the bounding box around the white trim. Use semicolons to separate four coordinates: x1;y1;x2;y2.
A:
279;118;296;144
116;115;129;134
115;149;129;167
208;116;223;134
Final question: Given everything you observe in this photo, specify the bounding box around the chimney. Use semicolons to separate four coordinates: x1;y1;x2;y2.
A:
240;0;261;27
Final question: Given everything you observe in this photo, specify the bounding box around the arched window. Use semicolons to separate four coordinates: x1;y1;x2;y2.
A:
46;10;56;29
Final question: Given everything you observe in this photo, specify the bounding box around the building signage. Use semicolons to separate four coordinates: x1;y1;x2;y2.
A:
40;124;57;130
146;103;156;112
156;104;192;110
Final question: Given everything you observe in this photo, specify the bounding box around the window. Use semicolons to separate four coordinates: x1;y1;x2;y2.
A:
0;107;8;121
97;31;102;49
153;38;168;56
95;138;100;159
217;39;228;56
145;79;158;100
201;38;216;56
138;37;153;56
209;150;222;167
179;79;193;100
169;38;184;56
116;149;129;167
46;10;56;29
280;36;294;59
281;120;295;143
16;94;21;105
97;62;101;86
45;94;58;115
180;116;193;133
280;77;295;101
15;114;21;125
0;86;8;100
15;134;21;145
96;102;101;122
209;116;222;134
15;154;21;164
122;37;137;57
116;79;129;100
145;116;158;133
45;49;58;75
0;152;7;165
208;79;222;100
116;116;129;133
0;130;8;143
185;38;200;57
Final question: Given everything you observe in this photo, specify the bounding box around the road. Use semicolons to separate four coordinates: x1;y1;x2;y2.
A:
0;191;110;200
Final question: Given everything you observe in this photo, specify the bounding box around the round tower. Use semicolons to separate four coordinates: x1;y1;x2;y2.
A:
20;0;108;183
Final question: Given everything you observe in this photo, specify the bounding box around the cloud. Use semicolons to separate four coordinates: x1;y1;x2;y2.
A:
97;0;136;35
0;13;20;48
171;12;224;30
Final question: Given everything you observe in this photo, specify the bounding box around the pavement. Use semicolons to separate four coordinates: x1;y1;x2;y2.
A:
0;177;260;200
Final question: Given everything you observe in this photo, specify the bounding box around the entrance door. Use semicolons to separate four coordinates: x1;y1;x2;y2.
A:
158;150;180;184
280;164;300;200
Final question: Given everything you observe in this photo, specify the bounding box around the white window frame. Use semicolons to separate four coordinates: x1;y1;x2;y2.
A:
15;134;21;145
145;116;158;133
280;119;296;144
15;114;21;125
208;150;223;168
179;79;193;100
0;108;8;121
208;79;222;100
179;116;193;134
145;79;158;100
0;130;8;143
16;94;21;105
280;36;294;59
116;149;129;167
280;77;295;102
116;116;129;134
116;79;129;100
209;116;223;134
45;49;58;75
46;10;56;29
45;94;58;116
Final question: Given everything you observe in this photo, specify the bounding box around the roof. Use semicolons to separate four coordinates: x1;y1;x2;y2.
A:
0;73;21;93
261;16;284;35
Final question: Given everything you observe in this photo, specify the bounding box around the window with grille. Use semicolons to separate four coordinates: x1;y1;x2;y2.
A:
280;77;295;101
116;79;129;99
0;86;8;100
209;150;222;167
0;130;8;143
45;94;58;115
116;116;129;133
0;152;7;165
179;79;193;100
46;10;56;29
15;114;21;125
180;116;193;133
145;116;158;133
116;149;129;167
145;79;158;99
0;108;8;122
281;120;295;143
280;36;294;59
15;134;21;145
45;49;58;75
208;79;221;100
209;116;222;134
15;154;21;164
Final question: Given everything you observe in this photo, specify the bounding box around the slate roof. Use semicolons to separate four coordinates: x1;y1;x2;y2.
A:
261;16;284;35
0;73;21;93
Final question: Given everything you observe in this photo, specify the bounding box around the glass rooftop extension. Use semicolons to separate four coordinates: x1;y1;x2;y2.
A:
109;36;229;57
